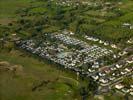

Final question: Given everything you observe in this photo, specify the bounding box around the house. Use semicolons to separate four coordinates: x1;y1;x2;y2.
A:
130;92;133;96
104;42;109;46
88;69;95;73
127;39;133;44
92;75;99;81
70;31;74;35
99;78;108;84
113;54;117;58
130;85;133;88
118;51;128;56
121;71;127;75
110;67;116;71
123;23;131;26
122;88;130;93
109;77;115;81
92;62;99;68
111;44;117;48
99;72;106;77
104;68;111;74
122;23;133;30
115;84;124;89
124;68;131;72
99;40;104;44
126;58;133;64
115;64;122;69
130;25;133;29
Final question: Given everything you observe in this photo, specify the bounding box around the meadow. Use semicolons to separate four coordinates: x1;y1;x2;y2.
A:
0;48;82;100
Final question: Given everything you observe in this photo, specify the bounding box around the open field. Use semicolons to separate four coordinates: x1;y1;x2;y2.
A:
0;44;126;100
93;11;133;42
0;0;32;25
0;49;82;100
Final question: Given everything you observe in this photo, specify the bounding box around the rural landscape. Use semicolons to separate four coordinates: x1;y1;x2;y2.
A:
0;0;133;100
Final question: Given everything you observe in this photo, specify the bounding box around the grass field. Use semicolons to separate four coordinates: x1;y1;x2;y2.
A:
0;49;82;100
0;41;126;100
1;0;132;42
0;1;84;99
93;11;133;42
0;0;33;25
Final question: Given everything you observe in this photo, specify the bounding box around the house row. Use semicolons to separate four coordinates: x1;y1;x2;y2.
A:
16;32;132;93
16;33;113;78
91;56;133;86
115;83;133;96
84;35;119;49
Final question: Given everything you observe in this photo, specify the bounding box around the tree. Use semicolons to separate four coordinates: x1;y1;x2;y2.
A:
122;77;133;88
79;77;98;100
80;87;89;100
87;77;98;95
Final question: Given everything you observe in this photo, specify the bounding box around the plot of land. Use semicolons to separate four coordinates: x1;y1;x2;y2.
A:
0;49;82;100
0;0;33;25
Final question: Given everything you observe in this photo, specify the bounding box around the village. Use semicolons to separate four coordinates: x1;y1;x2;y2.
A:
15;31;133;96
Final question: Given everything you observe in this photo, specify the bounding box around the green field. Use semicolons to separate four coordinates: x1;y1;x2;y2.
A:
0;1;83;99
0;0;133;43
0;49;126;100
9;0;132;43
0;49;82;100
0;0;33;25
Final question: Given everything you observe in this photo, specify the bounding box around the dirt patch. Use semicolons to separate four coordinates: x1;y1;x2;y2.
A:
0;18;15;25
32;80;51;92
0;61;23;75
